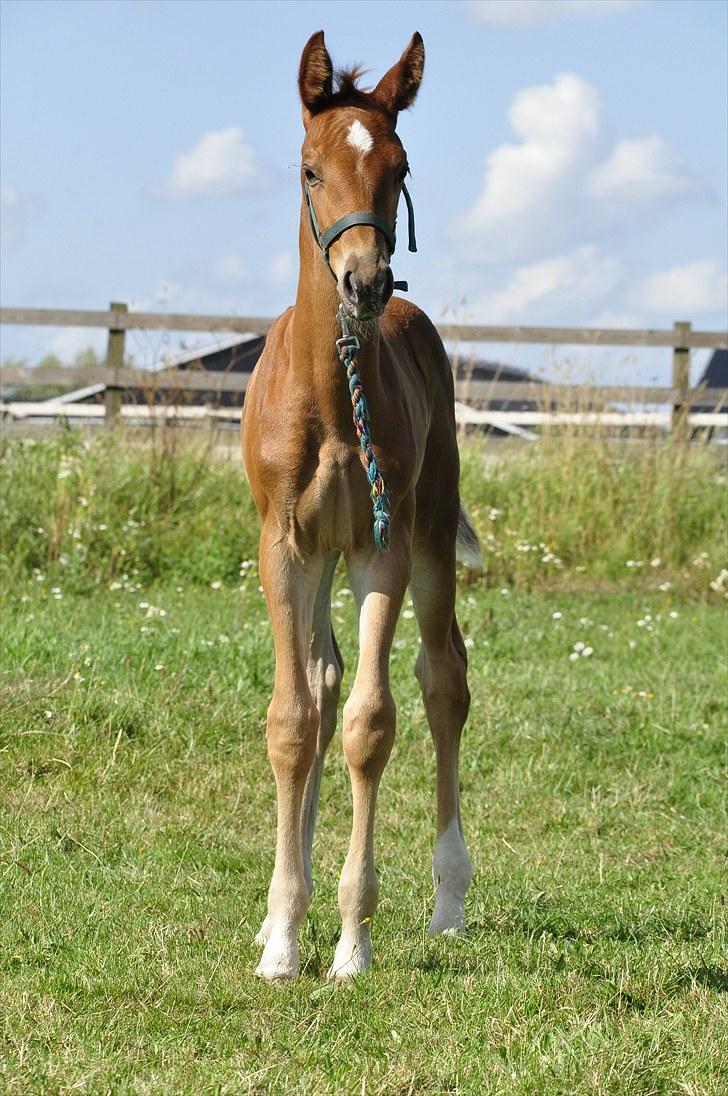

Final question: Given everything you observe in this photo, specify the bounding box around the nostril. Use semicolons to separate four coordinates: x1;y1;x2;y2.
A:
343;269;357;302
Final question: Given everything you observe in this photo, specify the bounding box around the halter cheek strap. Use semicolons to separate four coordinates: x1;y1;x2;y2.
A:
304;180;417;292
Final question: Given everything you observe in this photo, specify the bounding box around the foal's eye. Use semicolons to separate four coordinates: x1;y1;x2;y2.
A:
303;166;320;185
398;164;410;183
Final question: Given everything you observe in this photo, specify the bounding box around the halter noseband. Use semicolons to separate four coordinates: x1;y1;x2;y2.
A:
304;180;417;292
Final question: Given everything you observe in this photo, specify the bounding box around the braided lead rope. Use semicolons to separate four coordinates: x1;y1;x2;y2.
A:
336;308;391;551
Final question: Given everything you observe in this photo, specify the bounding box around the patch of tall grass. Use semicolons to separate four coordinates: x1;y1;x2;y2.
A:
0;429;258;590
1;426;725;595
460;432;726;591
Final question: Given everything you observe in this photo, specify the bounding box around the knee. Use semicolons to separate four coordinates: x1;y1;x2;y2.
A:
266;694;318;781
451;657;471;725
342;688;396;777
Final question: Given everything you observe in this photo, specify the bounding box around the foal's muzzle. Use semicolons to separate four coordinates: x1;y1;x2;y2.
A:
340;255;394;319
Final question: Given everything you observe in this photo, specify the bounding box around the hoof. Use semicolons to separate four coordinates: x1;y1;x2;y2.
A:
428;892;466;936
428;921;464;937
328;935;372;981
255;933;299;981
255;955;299;981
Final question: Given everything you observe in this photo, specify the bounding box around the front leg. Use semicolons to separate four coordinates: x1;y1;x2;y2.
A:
255;523;324;980
330;538;411;980
256;553;343;951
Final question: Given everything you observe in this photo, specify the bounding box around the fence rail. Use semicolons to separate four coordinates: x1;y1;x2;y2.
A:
2;306;727;348
2;304;726;436
3;401;725;447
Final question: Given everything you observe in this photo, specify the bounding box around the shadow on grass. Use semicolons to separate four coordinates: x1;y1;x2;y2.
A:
470;909;715;946
671;965;728;993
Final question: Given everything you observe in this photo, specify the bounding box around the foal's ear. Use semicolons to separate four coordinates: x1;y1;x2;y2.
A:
372;32;425;119
299;30;334;121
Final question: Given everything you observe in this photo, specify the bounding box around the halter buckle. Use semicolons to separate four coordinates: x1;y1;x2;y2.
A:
336;333;361;356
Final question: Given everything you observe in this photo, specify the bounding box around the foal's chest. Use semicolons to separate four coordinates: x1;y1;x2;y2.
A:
293;440;380;553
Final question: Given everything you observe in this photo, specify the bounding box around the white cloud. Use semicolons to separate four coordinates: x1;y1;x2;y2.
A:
210;252;294;292
127;265;295;333
631;261;728;316
465;1;639;27
590;308;644;329
451;73;698;262
452;73;601;260
475;246;621;321
589;137;699;205
161;127;263;199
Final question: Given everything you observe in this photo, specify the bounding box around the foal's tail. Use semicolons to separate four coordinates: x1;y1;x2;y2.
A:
456;506;483;570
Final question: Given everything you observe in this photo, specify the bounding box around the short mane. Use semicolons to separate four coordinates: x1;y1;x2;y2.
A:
328;65;372;109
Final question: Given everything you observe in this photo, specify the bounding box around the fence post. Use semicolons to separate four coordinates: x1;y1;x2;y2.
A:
104;301;127;427
671;320;691;443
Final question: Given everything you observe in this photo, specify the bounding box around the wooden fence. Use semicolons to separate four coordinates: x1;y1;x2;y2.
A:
1;304;726;438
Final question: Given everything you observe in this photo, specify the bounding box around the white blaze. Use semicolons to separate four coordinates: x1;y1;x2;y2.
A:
346;120;374;156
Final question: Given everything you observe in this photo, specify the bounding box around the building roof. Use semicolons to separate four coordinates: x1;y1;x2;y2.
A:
697;349;727;390
149;333;263;373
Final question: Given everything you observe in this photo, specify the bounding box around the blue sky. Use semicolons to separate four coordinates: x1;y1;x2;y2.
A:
1;0;726;381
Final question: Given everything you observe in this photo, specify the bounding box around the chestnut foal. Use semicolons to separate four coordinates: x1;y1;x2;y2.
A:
242;30;480;980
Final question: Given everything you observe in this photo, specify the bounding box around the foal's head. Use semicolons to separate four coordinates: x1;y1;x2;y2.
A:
298;31;425;321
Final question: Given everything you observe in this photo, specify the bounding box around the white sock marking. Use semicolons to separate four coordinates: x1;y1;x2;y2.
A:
429;818;472;935
346;120;374;156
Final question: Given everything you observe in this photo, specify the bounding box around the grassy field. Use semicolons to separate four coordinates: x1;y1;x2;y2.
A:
1;431;726;1093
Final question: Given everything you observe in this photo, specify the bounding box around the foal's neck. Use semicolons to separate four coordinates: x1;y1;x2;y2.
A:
291;217;381;427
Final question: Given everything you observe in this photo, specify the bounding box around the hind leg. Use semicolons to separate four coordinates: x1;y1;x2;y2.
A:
301;554;343;896
256;553;343;948
411;544;473;935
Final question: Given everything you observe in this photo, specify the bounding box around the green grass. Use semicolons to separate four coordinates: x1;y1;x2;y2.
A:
1;431;726;1092
2;577;726;1093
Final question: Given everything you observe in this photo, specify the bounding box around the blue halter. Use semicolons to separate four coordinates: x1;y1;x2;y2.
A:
304;180;417;292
